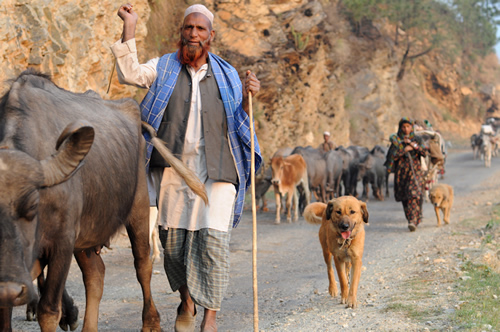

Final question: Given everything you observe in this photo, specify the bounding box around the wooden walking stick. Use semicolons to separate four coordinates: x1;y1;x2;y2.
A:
248;89;259;332
106;59;116;95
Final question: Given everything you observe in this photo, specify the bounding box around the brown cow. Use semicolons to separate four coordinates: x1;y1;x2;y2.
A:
271;154;310;224
0;70;206;331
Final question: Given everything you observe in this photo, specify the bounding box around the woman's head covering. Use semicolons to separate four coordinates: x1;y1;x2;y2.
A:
397;117;414;138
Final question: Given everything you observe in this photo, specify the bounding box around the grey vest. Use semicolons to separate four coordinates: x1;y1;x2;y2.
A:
150;60;238;185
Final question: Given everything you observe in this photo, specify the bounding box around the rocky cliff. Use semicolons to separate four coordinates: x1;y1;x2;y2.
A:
0;0;149;97
1;0;499;161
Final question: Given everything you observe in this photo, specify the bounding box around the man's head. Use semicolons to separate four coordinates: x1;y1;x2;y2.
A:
178;4;215;67
323;131;330;141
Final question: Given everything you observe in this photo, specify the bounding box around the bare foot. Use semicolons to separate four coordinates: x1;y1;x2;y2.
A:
179;285;195;316
200;309;217;332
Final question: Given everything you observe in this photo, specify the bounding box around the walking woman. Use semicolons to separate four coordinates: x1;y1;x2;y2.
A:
386;117;427;231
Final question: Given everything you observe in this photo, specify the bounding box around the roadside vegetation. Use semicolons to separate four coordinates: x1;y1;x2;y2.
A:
452;205;500;331
453;260;500;330
383;203;499;330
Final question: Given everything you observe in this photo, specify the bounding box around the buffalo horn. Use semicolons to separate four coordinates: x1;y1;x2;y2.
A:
41;121;95;187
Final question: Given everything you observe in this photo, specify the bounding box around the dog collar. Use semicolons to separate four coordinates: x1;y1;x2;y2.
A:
338;237;352;250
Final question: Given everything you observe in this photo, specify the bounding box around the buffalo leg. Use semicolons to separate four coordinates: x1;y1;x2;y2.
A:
26;263;78;330
343;173;350;196
126;206;161;331
0;307;13;332
59;288;79;331
362;180;369;201
37;251;73;332
320;185;327;203
74;249;104;332
261;196;269;212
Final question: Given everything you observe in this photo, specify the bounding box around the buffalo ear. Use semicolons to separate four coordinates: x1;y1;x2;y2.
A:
41;121;94;187
325;201;334;220
361;202;369;224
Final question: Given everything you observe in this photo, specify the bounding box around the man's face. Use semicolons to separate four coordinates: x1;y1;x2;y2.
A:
178;13;214;65
324;135;330;142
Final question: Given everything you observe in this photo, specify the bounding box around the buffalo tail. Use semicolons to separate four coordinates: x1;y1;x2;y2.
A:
141;122;209;205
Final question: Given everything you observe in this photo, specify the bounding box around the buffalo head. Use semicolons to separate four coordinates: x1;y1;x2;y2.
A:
0;121;94;307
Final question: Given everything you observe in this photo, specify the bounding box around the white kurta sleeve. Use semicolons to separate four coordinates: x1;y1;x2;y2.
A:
110;38;159;89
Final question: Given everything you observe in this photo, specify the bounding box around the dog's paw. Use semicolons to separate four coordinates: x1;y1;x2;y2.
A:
328;286;338;297
340;297;347;304
346;297;358;309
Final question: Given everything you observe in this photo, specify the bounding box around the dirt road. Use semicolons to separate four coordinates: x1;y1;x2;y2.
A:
11;149;500;331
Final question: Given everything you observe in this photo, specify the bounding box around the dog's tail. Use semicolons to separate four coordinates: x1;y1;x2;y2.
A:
303;202;326;225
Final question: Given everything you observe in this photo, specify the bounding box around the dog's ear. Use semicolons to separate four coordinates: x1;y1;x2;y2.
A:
360;202;369;224
325;201;334;220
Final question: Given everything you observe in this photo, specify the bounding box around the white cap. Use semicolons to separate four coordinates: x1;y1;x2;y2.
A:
184;4;214;26
323;131;330;136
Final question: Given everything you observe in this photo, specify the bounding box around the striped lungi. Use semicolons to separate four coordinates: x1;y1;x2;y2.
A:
159;227;231;311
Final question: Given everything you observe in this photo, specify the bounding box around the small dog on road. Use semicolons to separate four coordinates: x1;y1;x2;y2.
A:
429;183;454;226
304;196;368;309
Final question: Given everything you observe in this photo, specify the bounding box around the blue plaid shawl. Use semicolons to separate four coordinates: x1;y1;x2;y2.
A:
140;51;262;227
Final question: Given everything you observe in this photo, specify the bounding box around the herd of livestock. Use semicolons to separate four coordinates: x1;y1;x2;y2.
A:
257;117;500;224
254;129;448;224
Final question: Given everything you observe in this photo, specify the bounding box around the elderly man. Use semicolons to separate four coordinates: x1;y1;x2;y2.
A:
319;131;336;152
111;3;262;331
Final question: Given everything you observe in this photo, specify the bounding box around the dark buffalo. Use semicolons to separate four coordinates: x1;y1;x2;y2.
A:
358;145;387;201
291;146;328;205
0;70;205;331
348;145;370;195
324;149;343;199
254;164;272;212
334;146;354;196
335;145;369;197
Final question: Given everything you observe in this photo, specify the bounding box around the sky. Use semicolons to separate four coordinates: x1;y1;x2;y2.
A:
496;28;500;59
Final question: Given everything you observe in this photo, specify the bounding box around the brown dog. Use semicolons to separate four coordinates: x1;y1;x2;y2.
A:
304;196;369;308
429;183;454;226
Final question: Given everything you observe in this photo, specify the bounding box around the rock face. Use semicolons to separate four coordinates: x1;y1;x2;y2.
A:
1;0;499;161
0;0;149;97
